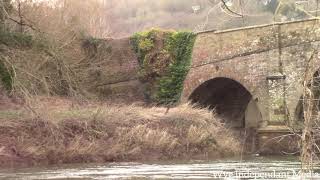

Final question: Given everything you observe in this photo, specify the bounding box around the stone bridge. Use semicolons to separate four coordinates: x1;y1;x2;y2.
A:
181;19;320;147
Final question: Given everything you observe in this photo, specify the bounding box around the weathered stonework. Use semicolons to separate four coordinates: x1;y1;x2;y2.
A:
81;38;144;101
182;19;320;153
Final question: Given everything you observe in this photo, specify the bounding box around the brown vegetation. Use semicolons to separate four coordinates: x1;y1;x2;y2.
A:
1;0;317;169
0;97;241;167
2;0;278;38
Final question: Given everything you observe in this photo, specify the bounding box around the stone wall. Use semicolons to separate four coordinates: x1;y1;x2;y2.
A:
182;19;320;128
80;19;320;114
80;38;144;102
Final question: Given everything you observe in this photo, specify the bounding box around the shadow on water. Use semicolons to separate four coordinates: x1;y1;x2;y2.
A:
0;156;319;179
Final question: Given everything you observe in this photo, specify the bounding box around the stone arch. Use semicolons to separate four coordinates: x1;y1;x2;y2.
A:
180;63;263;104
188;77;262;129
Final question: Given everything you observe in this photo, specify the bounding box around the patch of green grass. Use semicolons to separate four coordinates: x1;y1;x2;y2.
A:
50;108;99;120
0;60;13;91
0;110;23;120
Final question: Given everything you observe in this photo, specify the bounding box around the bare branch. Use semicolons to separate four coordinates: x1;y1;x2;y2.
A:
220;0;243;18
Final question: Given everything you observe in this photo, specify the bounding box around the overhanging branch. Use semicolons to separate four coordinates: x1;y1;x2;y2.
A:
220;0;243;18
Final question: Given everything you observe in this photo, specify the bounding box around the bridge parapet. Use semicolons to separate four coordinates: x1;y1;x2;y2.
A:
192;19;320;68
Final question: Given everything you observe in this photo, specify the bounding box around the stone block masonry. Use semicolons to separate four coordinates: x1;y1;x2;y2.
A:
182;19;320;154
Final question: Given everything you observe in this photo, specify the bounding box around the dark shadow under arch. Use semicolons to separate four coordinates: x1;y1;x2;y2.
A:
189;77;261;128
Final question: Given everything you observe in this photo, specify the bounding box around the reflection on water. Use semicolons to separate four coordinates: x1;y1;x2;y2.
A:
0;157;319;179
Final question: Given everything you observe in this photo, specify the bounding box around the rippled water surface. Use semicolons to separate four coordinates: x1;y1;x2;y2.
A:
1;157;320;179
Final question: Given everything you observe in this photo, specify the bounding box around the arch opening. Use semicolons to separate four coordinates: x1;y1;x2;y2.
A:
189;77;261;129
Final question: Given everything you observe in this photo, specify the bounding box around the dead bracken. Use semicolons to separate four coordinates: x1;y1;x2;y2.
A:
0;97;241;167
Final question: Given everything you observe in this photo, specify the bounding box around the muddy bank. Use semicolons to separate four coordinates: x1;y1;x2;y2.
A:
0;97;240;168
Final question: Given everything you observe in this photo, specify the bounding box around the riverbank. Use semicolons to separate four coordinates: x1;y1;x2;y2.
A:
0;97;241;168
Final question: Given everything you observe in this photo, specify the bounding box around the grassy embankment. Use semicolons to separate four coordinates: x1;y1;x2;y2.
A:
0;97;241;167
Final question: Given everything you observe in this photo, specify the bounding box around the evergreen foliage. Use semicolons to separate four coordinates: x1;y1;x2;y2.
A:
131;29;195;104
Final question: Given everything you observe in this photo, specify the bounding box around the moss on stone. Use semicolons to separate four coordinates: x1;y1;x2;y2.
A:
131;29;196;104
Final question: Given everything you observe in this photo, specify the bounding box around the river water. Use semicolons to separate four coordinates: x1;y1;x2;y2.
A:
0;156;319;179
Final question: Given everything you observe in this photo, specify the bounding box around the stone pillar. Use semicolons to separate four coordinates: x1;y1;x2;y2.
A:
245;99;263;128
267;73;288;125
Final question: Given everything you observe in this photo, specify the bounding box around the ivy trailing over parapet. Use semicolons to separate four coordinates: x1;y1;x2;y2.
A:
156;32;196;104
130;29;195;105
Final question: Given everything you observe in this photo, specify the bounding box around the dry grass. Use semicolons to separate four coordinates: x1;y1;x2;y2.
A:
0;97;241;167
